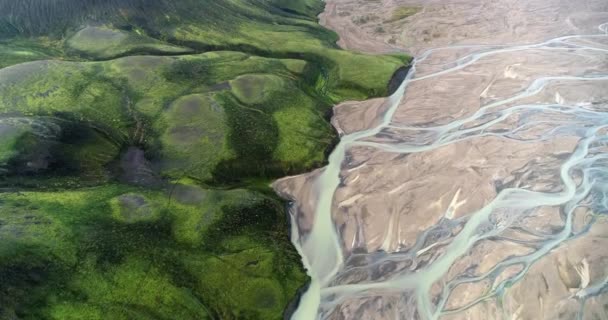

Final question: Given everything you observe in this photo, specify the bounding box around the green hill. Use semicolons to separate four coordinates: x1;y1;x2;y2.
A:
0;0;411;319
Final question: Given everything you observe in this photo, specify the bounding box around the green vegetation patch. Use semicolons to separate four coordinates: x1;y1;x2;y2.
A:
268;0;325;17
231;74;286;105
0;116;120;186
67;26;192;59
156;93;232;182
386;6;422;23
0;0;413;318
0;38;60;69
0;52;346;183
110;193;161;223
0;121;28;167
0;184;306;319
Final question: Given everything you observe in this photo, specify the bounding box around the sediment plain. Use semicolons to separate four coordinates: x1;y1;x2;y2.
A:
275;0;608;319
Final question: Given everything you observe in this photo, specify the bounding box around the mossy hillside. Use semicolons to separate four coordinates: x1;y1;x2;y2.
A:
0;0;172;37
0;116;120;184
0;120;28;167
168;21;406;100
0;0;411;101
0;39;57;69
0;184;306;319
0;61;132;138
66;26;193;60
0;52;329;319
0;52;339;183
0;0;330;40
0;57;320;318
0;27;190;68
231;74;286;104
156;93;232;182
159;2;408;100
0;0;413;318
269;0;324;17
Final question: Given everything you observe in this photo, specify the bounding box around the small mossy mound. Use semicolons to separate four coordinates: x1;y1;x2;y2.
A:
230;74;286;105
68;26;128;52
67;26;192;59
0;120;29;168
51;257;210;320
157;93;231;181
169;186;247;246
110;193;160;223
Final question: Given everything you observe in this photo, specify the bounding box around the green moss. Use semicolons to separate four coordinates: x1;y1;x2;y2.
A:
58;257;210;320
230;74;286;105
269;0;325;17
109;193;161;223
281;59;308;75
322;49;405;101
1;0;411;102
0;38;62;69
48;303;105;320
0;53;340;182
0;62;133;141
51;122;121;181
184;232;307;319
0;0;413;318
0;198;77;266
386;6;422;23
0;184;305;319
0;123;27;167
156;93;232;181
273;105;332;166
0;117;121;187
169;186;250;246
188;255;286;318
67;26;192;59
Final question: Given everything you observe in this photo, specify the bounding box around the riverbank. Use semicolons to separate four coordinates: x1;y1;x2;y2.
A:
278;62;412;319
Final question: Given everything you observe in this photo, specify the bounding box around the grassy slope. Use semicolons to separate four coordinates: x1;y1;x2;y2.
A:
0;0;412;319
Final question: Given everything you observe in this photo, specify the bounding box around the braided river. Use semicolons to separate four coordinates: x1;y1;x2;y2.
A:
275;3;608;319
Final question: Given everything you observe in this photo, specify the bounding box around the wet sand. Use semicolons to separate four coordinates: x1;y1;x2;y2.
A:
275;1;608;319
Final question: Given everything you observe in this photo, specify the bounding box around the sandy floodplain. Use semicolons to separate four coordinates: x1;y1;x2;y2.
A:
274;0;608;319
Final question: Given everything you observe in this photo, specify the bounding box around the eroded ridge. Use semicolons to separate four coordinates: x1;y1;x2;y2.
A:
275;21;608;320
